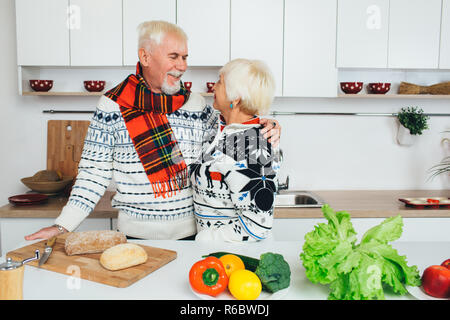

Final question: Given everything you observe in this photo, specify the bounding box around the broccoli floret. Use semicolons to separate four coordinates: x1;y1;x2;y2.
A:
255;252;291;293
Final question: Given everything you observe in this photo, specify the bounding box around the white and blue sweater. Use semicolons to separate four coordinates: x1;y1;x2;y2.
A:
55;93;218;239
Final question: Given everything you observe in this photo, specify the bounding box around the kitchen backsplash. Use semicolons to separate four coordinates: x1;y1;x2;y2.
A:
1;92;449;204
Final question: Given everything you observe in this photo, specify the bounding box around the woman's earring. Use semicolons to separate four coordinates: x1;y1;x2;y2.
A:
230;103;233;109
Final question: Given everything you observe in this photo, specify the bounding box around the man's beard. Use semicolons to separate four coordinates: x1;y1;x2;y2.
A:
161;71;184;95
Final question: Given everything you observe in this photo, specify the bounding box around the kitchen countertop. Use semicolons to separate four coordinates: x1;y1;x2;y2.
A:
276;190;450;218
0;190;449;219
0;191;117;219
1;238;447;300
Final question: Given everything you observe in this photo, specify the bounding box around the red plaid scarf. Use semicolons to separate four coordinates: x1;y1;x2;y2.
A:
104;62;190;198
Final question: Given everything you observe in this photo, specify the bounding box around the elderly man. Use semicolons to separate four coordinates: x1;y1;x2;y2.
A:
25;20;280;241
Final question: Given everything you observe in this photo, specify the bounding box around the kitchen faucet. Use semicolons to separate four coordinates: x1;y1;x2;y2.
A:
277;149;289;192
278;176;289;192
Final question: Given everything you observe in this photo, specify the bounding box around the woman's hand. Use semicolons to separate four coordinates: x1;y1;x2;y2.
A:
24;226;65;241
260;118;281;147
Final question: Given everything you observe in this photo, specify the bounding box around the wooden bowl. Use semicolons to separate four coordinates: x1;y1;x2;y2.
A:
21;176;73;194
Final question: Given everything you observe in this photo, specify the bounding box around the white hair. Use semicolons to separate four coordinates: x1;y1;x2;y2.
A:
219;59;275;115
137;20;188;52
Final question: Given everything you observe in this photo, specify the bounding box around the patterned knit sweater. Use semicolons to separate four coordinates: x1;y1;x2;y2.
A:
55;92;217;239
190;116;281;242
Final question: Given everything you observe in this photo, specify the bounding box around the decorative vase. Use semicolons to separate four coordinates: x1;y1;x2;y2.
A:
397;124;417;146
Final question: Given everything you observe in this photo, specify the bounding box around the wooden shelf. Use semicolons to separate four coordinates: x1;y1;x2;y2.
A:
22;91;214;97
21;92;449;99
22;91;104;96
338;93;450;99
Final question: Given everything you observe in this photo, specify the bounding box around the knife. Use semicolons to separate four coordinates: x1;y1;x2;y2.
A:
38;236;56;267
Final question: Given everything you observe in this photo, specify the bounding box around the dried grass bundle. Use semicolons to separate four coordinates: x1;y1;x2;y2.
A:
398;81;450;95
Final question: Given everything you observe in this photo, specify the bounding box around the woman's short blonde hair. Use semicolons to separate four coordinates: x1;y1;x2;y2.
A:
220;59;275;115
137;20;188;52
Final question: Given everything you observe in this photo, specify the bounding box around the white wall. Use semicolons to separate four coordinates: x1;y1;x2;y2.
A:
0;1;449;205
274;97;449;190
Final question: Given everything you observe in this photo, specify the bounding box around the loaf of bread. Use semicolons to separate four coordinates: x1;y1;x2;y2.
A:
100;243;148;271
64;230;127;256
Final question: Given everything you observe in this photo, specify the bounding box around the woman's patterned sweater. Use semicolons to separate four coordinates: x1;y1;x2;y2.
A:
190;116;281;242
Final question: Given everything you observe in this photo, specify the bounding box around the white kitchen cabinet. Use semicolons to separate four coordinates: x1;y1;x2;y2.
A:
336;0;389;68
15;0;70;66
230;0;283;96
283;0;337;97
69;0;122;66
273;218;450;242
123;0;176;66
440;0;450;69
388;0;442;69
177;0;230;66
0;218;112;256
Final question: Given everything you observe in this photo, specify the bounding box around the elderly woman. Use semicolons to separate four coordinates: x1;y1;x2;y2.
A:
190;58;281;242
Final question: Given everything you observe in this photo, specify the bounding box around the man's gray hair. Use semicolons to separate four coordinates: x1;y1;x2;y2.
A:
137;20;188;52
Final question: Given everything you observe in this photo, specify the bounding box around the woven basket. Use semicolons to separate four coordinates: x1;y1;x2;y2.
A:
398;81;450;95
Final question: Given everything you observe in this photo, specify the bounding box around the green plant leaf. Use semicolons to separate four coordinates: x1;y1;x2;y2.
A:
397;106;429;135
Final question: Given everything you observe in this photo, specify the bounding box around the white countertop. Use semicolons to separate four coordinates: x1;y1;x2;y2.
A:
1;239;448;300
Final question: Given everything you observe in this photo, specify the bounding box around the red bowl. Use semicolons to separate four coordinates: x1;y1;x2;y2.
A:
84;80;105;92
340;82;363;94
184;82;192;92
29;80;53;92
368;82;391;94
206;82;215;93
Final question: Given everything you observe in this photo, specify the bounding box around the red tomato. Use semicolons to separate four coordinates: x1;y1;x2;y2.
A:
421;265;450;298
441;259;450;270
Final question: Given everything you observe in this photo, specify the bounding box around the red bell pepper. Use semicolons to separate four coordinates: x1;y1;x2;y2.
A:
189;256;229;296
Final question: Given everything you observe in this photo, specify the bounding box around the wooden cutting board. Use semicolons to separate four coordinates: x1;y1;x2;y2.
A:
6;233;177;288
47;120;90;178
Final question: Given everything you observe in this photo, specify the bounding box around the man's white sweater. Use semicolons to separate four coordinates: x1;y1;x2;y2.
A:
55;92;217;239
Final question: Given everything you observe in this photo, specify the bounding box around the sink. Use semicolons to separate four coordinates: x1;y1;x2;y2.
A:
274;191;326;208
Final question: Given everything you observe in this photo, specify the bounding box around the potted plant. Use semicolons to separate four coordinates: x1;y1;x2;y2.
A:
396;106;430;146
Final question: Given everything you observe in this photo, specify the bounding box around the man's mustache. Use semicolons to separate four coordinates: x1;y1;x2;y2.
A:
167;70;184;78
